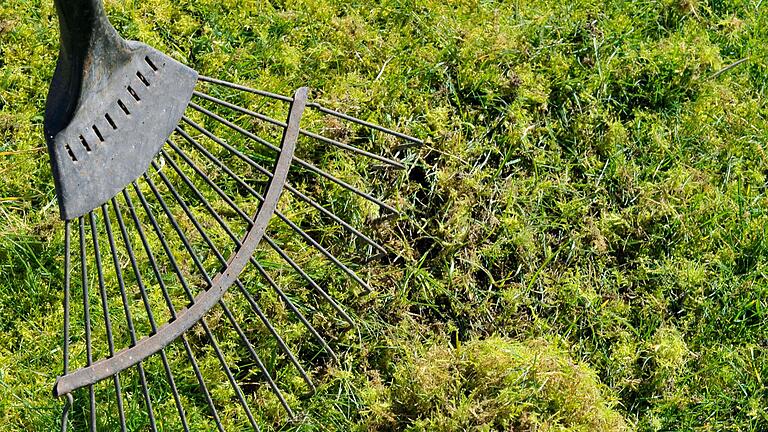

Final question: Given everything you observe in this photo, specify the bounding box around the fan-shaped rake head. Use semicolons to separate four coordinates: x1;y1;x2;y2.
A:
45;1;422;429
55;75;421;431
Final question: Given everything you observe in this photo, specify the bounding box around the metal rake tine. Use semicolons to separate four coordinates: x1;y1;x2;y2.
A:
128;184;187;308
176;125;373;293
121;187;191;432
121;174;259;432
166;140;356;328
165;137;252;222
123;186;254;430
234;280;317;393
152;156;340;363
119;190;225;432
174;125;264;197
249;257;341;364
144;170;316;392
198;316;263;431
180;114;272;179
78;217;97;432
108;197;160;432
168;137;358;322
184;105;399;214
180;334;226;432
135;364;158;432
143;166;222;288
191;93;406;169
293;155;401;214
61;222;71;432
112;195;159;328
196;76;423;146
192;93;280;128
61;393;73;432
157;350;188;431
144;171;314;389
101;203;138;343
218;301;296;418
186;104;277;152
263;234;357;323
102;202;159;432
132;180;296;419
198;75;294;103
158;145;240;247
285;184;387;254
164;141;282;262
270;215;372;293
168;133;363;302
88;212;128;432
306;102;424;145
180;116;386;254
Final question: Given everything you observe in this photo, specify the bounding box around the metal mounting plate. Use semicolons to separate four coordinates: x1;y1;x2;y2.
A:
49;42;197;221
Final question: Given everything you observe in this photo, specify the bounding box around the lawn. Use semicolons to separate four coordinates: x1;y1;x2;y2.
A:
2;0;768;430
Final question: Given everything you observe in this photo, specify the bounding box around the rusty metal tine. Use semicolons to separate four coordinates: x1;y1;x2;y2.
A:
190;93;406;168
185;104;399;213
176;125;371;296
155;150;339;362
88;212;127;432
133;179;296;418
78;217;97;432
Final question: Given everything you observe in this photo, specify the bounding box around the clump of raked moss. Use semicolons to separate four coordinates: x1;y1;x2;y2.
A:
363;336;631;431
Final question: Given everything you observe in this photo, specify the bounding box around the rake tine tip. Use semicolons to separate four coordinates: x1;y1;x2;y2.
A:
381;205;402;217
368;251;388;261
392;159;407;170
60;392;73;432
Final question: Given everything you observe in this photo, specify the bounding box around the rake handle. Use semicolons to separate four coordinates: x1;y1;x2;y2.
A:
53;0;113;56
45;0;125;143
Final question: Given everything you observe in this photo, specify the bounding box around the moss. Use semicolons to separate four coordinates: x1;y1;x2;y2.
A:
362;336;630;431
648;325;691;391
2;0;768;430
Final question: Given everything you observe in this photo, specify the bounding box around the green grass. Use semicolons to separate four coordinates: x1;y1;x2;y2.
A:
3;0;768;430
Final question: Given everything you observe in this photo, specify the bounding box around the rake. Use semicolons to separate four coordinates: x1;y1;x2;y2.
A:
44;0;421;430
